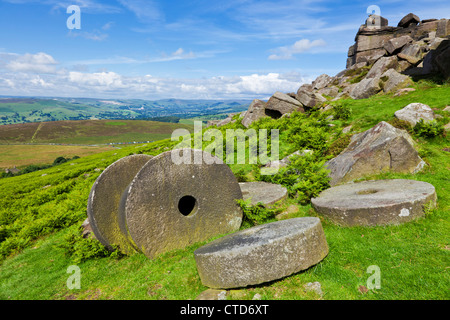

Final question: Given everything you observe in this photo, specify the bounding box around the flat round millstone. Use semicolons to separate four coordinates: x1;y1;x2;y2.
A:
87;154;153;253
194;217;329;289
123;149;243;259
311;179;436;226
239;181;287;206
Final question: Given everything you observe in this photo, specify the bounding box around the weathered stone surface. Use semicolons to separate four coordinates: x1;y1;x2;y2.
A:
365;56;398;79
296;85;325;108
394;103;436;126
436;19;450;38
384;35;413;54
312;74;333;90
318;86;339;98
122;149;243;259
349;76;382;100
264;91;304;118
239;181;287;206
216;113;238;127
351;48;386;66
380;69;412;93
398;43;426;64
355;33;395;52
397;13;420;28
87;154;153;253
241;99;267;128
325;121;425;186
194;217;329;289
311;179;436;226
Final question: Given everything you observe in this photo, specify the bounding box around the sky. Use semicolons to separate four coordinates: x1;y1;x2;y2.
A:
0;0;449;100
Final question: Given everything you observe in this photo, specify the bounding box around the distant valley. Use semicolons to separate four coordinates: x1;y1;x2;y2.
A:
0;96;251;125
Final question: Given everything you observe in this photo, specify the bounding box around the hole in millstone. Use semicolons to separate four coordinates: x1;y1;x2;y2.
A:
178;195;198;216
357;189;379;195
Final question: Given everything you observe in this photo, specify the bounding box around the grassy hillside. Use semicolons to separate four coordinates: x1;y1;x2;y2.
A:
0;119;194;145
0;144;115;169
0;80;449;300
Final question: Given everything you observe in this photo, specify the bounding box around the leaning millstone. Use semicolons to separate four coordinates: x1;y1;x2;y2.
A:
311;179;436;226
87;154;153;254
122;149;243;259
326;121;425;186
239;181;287;206
194;217;329;289
394;102;435;126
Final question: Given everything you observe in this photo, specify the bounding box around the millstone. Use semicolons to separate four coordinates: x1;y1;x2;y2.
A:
122;149;243;259
194;217;329;289
87;154;153;253
311;179;436;226
239;182;287;206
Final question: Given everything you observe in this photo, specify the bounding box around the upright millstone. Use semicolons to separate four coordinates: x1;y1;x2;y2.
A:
87;154;153;254
311;179;437;226
122;149;244;259
194;217;329;289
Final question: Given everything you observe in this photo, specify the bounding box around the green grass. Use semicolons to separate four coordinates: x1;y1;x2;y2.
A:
0;81;449;300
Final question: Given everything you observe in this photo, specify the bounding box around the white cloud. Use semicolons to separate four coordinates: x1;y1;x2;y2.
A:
0;51;314;100
4;52;59;74
268;39;327;60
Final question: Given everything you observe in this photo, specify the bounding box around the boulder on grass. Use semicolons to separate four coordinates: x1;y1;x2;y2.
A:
326;121;425;186
394;103;436;126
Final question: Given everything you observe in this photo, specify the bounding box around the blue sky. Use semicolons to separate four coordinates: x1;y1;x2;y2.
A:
0;0;449;100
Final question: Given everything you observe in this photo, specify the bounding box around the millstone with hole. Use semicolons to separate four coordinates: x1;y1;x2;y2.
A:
122;149;243;259
311;179;436;226
87;154;153;253
194;217;329;289
239;182;287;206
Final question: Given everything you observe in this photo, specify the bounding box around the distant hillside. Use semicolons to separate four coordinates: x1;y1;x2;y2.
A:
0;97;251;125
0;119;194;145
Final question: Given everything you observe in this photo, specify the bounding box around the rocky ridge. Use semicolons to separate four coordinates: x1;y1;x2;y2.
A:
213;13;449;129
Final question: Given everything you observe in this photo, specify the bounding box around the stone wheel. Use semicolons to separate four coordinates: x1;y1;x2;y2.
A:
87;154;153;253
194;217;329;289
311;179;436;226
122;149;243;259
